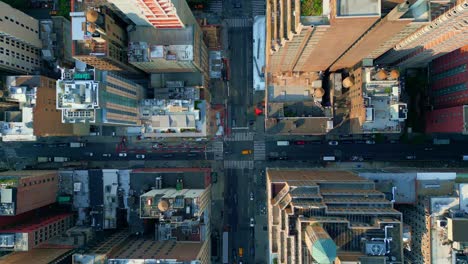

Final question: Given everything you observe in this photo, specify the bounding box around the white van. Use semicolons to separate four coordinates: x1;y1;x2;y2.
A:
277;141;290;146
323;156;336;161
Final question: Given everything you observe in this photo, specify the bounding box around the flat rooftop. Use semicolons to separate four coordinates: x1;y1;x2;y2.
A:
337;0;381;17
267;169;370;183
56;80;99;109
0;248;72;264
109;238;203;261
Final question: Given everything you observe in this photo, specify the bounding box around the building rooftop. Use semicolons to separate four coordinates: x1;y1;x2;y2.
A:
351;67;407;133
336;0;381;17
0;248;72;264
0;213;72;233
109;238;203;262
140;99;206;136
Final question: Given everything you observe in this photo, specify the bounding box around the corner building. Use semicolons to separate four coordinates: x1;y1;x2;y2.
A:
267;169;403;264
266;0;380;73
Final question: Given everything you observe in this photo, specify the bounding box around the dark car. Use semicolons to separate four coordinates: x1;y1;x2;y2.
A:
163;154;173;158
187;153;197;157
48;144;58;147
58;143;68;147
294;140;305;145
33;143;43;147
308;141;322;145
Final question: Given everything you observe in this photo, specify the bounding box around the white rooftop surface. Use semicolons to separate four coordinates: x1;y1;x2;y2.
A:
430;196;458;264
0;107;35;141
141;188;204;199
70;12;86;41
362;97;402;132
337;0;381;17
460;184;468;214
430;197;459;215
253;16;265;91
57;80;99;110
359;173;416;204
417;172;457;180
268;85;318;102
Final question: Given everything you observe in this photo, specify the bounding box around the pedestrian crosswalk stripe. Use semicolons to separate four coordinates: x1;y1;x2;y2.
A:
225;18;253;28
254;140;266;160
209;0;222;13
224;160;254;169
225;132;254;142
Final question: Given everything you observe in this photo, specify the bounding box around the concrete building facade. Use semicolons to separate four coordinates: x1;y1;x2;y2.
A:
376;0;468;68
266;169;403;264
57;68;145;126
0;213;73;251
330;0;431;71
266;0;381;73
70;7;139;73
0;1;41;74
0;170;58;216
107;0;195;29
425;45;468;134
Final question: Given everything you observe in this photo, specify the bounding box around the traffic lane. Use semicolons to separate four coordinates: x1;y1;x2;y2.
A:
266;142;468;161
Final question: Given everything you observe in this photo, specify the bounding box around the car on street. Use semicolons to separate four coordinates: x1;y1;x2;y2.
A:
102;153;111;157
84;152;94;156
328;141;339;146
48;144;58;147
424;147;433;151
406;155;416;160
388;140;399;144
308;141;322;144
294;140;305;145
163;154;173;158
365;140;376;144
241;149;252;155
58;143;68;147
341;140;353;144
250;218;255;227
33;143;43;147
351;156;364;161
187;153;197;157
152;143;162;149
136;154;145;159
355;140;366;144
250;192;254;200
118;153;127;157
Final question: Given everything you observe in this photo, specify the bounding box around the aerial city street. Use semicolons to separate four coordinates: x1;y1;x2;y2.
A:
0;0;467;263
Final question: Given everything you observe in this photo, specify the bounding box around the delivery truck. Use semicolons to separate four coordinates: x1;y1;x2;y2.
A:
53;157;70;162
37;157;52;162
70;142;85;147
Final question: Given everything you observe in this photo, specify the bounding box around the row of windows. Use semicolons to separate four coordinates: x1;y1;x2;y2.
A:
22;177;54;187
0;47;39;65
1;16;39;33
106;82;138;96
435;92;468;104
0;59;34;72
432;83;467;97
431;64;466;81
0;36;40;54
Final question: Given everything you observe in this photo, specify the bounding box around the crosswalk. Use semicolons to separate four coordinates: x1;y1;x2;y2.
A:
213;141;224;160
225;132;255;141
252;0;266;17
225;18;253;28
254;140;266;160
224;160;254;169
208;0;222;13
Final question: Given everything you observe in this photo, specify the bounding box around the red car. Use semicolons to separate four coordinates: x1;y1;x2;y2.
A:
294;141;305;145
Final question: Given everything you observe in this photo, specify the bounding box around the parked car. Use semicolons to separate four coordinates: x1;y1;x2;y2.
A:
365;140;376;144
163;154;173;158
58;143;68;147
33;143;43;147
328;141;339;146
118;152;127;157
250;192;254;201
48;144;58;147
294;140;305;145
187;153;197;157
102;153;112;157
250;217;255;227
84;152;93;157
424;147;433;151
406;155;416;160
136;154;145;159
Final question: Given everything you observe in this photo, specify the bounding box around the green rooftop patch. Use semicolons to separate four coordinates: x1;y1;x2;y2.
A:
301;0;323;16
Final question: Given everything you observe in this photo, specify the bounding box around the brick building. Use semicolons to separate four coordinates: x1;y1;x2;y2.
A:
0;213;73;251
0;171;58;216
425;45;468;134
330;0;430;71
377;0;468;69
